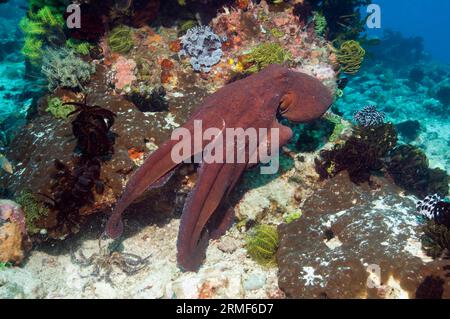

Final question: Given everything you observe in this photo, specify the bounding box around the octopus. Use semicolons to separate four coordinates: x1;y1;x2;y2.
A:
105;64;333;271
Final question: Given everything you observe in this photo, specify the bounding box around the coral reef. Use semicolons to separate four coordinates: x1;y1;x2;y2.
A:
107;25;135;54
315;123;397;184
323;112;346;143
409;67;425;83
313;11;327;37
126;86;169;112
46;157;104;234
0;4;42;146
335;40;365;75
111;56;137;90
64;2;106;41
241;43;292;74
0;154;13;174
0;14;21;60
335;56;449;172
417;194;450;228
2;0;449;298
386;145;449;197
179;25;225;72
245;225;279;267
277;172;449;299
111;0;160;28
395;120;421;142
105;65;333;272
15;191;49;235
45;96;75;119
421;221;450;259
284;211;302;224
41;48;96;91
368;30;428;67
0;200;31;265
19;5;66;64
65;39;93;56
0;0;343;294
435;85;450;106
295;118;335;152
353;105;385;127
306;0;371;43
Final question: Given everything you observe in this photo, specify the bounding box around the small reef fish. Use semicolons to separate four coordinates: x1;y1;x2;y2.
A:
0;154;13;174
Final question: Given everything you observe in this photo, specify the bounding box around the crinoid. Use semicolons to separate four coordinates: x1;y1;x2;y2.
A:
70;238;151;287
417;194;450;228
39;157;105;234
64;96;116;157
315;123;397;184
421;221;450;259
51;158;104;208
444;252;450;278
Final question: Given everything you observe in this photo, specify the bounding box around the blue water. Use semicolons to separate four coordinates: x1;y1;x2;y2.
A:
367;0;450;63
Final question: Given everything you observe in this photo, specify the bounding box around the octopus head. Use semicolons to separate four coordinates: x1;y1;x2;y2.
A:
278;69;333;123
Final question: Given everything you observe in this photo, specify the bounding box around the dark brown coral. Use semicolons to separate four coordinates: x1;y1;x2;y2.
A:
415;276;445;299
386;145;449;197
421;221;450;259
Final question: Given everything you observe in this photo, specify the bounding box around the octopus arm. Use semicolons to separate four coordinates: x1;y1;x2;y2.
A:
177;161;247;271
105;139;185;238
105;115;225;239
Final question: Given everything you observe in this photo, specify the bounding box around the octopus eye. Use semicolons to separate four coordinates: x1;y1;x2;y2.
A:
280;91;294;114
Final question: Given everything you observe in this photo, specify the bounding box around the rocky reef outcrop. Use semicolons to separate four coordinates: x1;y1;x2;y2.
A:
277;172;449;299
0;200;31;265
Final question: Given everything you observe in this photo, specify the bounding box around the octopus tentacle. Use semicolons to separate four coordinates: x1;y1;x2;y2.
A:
106;116;225;239
177;161;247;271
105;139;185;239
207;163;247;239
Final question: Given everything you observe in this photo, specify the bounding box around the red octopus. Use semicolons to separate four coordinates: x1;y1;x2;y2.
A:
105;65;333;271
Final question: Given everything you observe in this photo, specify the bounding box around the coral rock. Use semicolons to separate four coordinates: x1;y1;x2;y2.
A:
0;200;31;265
277;172;449;299
112;57;137;90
